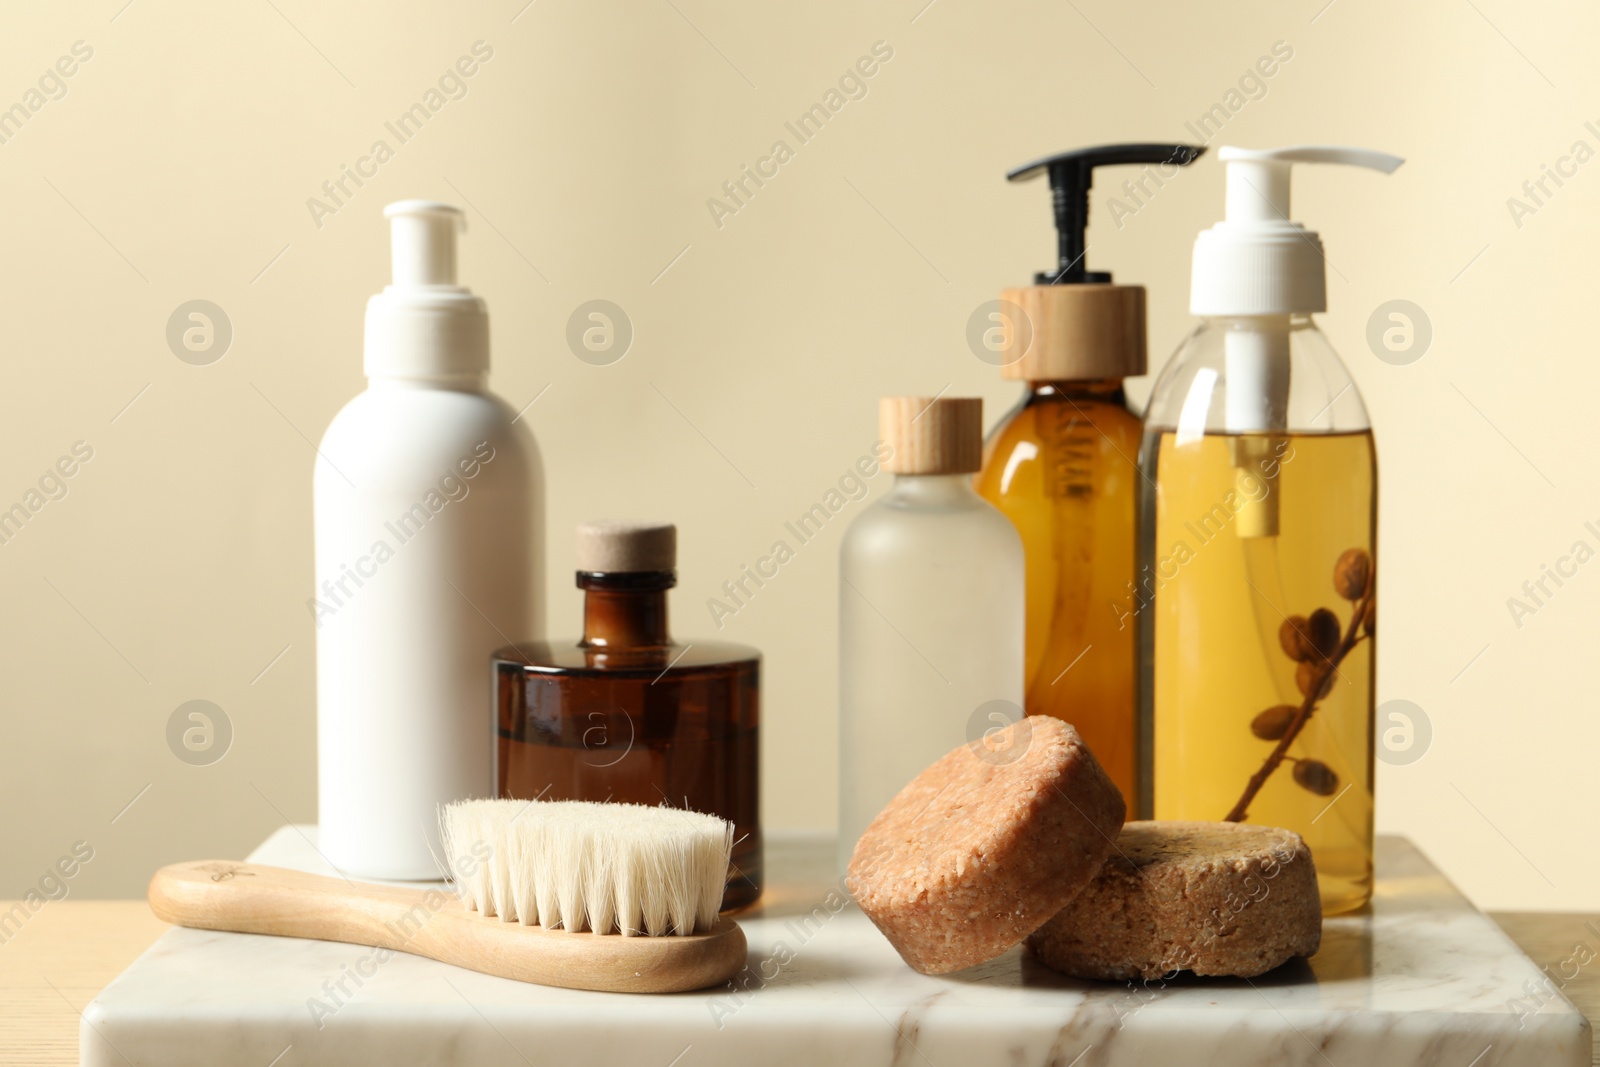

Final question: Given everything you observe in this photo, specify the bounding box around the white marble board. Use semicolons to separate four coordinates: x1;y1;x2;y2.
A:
82;829;1590;1066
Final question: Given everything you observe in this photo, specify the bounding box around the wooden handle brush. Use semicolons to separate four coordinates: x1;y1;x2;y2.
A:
148;800;749;995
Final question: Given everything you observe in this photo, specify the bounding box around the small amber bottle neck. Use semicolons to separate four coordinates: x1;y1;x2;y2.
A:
1029;378;1127;402
578;572;674;648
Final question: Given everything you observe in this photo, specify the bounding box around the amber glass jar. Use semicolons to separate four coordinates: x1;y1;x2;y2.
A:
494;521;762;910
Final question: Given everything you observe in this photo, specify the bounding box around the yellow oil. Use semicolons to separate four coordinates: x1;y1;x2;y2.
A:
1141;430;1375;914
977;383;1141;804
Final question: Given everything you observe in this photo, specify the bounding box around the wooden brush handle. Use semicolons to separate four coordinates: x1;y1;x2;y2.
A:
148;860;747;994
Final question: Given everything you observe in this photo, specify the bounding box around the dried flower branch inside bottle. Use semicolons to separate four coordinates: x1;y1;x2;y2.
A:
1226;547;1375;822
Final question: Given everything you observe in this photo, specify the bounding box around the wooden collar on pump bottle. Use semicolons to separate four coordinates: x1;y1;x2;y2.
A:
997;284;1147;382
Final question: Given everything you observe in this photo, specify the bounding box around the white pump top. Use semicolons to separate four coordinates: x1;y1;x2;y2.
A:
364;200;489;379
387;199;463;286
1190;145;1404;316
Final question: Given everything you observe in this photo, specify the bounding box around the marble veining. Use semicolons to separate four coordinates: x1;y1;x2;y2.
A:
81;830;1590;1066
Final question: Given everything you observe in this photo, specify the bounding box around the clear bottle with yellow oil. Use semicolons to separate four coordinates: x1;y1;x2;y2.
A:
977;144;1203;805
1138;146;1402;915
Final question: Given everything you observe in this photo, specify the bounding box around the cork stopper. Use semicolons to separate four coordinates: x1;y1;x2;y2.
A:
996;284;1146;382
879;397;983;475
575;520;676;573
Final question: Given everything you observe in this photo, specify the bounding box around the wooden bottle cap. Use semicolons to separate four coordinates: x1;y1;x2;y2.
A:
996;284;1146;382
575;520;676;573
879;397;983;475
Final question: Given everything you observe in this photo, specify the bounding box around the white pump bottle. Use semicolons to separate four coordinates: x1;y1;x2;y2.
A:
314;200;542;880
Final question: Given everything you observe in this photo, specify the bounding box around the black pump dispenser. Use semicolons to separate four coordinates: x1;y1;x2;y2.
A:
1008;143;1205;285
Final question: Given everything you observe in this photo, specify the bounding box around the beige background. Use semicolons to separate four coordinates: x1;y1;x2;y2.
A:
0;0;1593;910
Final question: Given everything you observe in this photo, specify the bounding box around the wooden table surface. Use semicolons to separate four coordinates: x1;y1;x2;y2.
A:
1;901;169;1066
2;902;1593;1065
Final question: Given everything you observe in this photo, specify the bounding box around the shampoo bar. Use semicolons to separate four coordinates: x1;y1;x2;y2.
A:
847;716;1125;975
1026;821;1321;980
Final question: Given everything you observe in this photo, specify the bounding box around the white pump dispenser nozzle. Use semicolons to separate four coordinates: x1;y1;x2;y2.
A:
385;200;464;287
364;199;488;379
1191;145;1404;316
1219;146;1402;224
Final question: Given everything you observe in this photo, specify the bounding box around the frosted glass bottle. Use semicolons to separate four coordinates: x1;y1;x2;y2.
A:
838;397;1025;871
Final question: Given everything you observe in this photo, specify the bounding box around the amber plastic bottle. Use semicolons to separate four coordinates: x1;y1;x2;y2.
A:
976;143;1203;805
977;379;1142;801
494;521;762;910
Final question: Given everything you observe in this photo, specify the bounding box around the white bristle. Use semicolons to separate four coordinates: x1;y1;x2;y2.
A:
439;799;734;936
486;799;520;920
